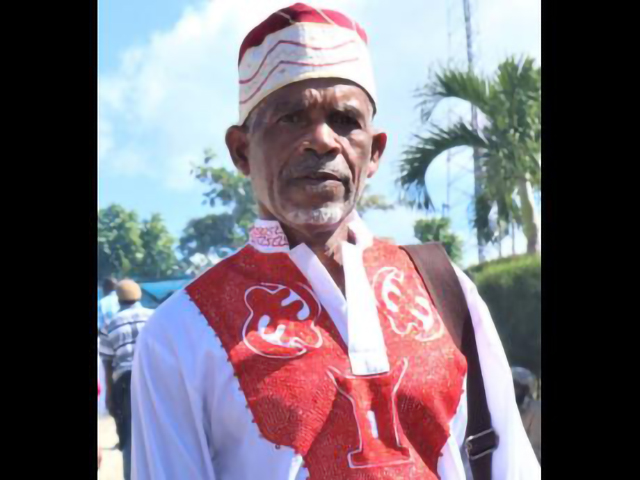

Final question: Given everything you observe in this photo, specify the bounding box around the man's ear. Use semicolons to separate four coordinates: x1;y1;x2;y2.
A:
225;126;250;176
367;130;387;178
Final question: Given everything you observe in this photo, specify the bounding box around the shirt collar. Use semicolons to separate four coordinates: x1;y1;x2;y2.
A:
248;210;374;254
119;301;142;311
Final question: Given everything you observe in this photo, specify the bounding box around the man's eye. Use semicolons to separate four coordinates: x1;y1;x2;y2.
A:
330;112;360;128
279;113;302;124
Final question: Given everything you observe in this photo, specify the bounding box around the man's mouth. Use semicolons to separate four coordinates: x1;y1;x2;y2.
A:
292;170;347;184
300;172;342;182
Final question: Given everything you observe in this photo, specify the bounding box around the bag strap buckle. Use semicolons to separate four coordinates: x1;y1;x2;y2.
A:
465;428;499;461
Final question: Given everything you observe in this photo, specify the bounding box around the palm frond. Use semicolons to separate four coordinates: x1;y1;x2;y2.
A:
469;191;495;244
398;122;488;209
415;69;492;123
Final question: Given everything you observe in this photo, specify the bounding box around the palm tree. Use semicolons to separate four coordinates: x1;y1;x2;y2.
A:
399;56;541;254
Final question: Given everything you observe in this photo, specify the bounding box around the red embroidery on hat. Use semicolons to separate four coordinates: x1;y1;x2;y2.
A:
240;57;360;105
240;39;356;84
239;3;368;64
187;241;466;479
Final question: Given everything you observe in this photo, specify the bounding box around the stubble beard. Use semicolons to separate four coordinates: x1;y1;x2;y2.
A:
281;177;367;227
283;203;348;226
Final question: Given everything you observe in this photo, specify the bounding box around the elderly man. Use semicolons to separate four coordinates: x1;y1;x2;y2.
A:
512;367;542;465
100;279;154;480
131;4;540;480
98;277;119;415
98;277;119;331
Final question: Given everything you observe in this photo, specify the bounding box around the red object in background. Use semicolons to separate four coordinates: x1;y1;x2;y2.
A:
98;380;101;397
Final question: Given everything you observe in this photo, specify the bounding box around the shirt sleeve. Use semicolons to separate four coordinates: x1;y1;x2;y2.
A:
98;322;114;359
437;375;474;480
131;322;217;480
453;266;541;479
97;301;104;331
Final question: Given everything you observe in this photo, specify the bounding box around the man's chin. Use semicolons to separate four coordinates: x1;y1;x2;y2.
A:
283;204;349;229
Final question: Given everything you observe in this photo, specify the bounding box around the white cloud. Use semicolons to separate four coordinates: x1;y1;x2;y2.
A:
109;148;151;177
97;115;113;164
98;0;367;190
99;0;540;265
477;0;541;69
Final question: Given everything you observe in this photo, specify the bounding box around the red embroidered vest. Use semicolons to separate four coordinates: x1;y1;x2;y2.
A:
187;240;467;479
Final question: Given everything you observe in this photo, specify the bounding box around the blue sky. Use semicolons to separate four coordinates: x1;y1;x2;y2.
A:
98;0;541;267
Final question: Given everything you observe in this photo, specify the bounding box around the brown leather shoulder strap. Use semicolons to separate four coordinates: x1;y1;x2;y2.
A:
400;243;498;480
401;243;465;349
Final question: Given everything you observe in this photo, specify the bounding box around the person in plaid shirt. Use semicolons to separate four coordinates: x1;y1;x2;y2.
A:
99;279;154;480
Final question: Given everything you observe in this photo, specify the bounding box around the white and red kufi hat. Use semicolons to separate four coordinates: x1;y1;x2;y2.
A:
237;3;376;125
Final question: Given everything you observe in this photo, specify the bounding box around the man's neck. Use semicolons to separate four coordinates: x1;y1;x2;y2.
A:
281;219;354;296
119;301;139;311
285;220;350;254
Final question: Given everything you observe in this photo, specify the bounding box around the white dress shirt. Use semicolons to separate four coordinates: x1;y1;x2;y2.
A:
131;214;540;480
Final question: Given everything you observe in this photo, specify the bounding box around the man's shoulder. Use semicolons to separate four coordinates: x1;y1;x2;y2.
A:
373;241;481;313
98;293;114;306
111;309;130;323
143;245;277;345
111;305;150;321
138;288;213;349
186;244;258;289
370;240;471;284
133;306;156;319
366;238;408;260
99;292;120;311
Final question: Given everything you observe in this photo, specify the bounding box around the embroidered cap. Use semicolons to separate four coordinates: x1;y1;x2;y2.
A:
237;2;376;125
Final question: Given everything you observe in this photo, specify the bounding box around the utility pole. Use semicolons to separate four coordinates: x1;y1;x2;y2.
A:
443;0;455;221
462;0;485;262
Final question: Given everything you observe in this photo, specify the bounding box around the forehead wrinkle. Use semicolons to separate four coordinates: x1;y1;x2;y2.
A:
248;84;374;129
301;88;324;107
268;89;324;116
277;91;370;118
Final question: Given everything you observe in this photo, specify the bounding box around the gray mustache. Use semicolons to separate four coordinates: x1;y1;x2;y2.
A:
284;155;351;181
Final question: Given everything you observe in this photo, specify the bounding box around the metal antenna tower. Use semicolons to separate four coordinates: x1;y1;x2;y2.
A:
462;0;485;262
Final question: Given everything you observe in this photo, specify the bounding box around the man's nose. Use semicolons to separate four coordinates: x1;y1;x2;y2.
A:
304;121;341;157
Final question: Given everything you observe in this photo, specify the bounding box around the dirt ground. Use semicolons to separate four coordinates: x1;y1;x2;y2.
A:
98;415;124;480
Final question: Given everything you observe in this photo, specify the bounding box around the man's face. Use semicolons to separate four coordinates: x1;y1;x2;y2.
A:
514;382;529;407
226;78;387;233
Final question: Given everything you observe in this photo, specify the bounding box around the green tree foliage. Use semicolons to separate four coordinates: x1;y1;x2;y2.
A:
138;213;181;279
413;217;463;264
182;149;256;258
98;205;181;281
98;204;145;280
192;149;256;238
179;213;238;258
467;254;541;376
399;56;541;253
